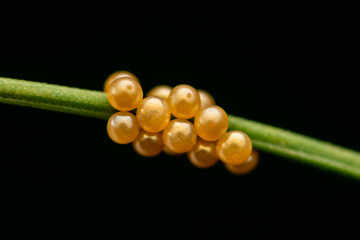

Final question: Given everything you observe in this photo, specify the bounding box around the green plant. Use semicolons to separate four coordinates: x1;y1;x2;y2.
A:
1;77;360;180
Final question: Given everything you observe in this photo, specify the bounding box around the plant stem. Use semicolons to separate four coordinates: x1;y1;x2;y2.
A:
228;116;360;179
0;77;117;119
1;77;360;179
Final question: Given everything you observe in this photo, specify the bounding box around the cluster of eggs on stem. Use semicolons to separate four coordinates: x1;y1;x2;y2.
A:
105;71;259;175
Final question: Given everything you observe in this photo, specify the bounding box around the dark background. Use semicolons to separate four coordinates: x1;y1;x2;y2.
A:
1;3;360;239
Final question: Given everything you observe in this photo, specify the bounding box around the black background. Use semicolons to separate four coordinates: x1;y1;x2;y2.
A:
1;3;360;239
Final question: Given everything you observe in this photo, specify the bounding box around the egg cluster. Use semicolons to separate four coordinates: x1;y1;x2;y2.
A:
104;71;259;175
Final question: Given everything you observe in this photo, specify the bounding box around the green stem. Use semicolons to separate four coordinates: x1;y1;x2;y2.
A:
228;116;360;178
1;77;360;179
0;77;117;119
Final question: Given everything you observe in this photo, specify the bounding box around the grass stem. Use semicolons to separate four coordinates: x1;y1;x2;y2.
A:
1;77;360;179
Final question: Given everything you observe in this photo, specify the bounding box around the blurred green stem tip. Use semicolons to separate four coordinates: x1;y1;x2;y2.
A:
1;77;360;180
